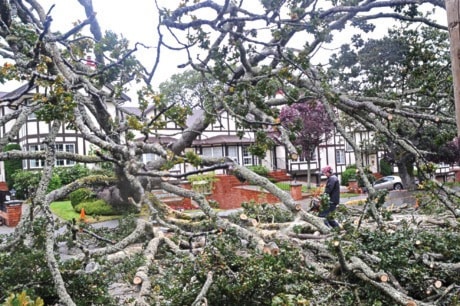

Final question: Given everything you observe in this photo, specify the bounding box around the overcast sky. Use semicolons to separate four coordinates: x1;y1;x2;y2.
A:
1;1;448;98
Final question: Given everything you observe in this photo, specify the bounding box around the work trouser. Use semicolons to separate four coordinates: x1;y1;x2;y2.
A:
319;202;339;228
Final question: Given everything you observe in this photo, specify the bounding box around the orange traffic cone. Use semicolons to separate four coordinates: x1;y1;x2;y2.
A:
80;207;86;221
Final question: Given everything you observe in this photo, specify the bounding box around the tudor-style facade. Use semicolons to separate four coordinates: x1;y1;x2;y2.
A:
264;127;380;183
0;85;380;183
0;84;133;176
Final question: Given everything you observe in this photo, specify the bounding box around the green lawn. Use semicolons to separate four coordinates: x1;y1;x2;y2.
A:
340;192;361;198
275;182;312;193
50;201;120;223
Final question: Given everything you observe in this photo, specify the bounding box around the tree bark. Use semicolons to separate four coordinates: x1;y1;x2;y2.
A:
446;0;460;136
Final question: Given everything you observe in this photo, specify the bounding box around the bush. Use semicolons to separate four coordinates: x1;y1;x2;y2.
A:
75;199;117;215
3;143;22;189
188;172;218;193
12;170;62;199
11;170;40;199
48;173;62;193
69;188;95;208
379;159;393;176
247;165;270;177
341;165;357;186
54;164;91;185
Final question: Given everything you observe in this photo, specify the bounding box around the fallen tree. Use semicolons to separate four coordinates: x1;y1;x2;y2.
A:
0;0;459;305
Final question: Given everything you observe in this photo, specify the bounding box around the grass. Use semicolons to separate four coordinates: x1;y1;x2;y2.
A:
50;201;120;223
341;193;361;198
275;182;313;193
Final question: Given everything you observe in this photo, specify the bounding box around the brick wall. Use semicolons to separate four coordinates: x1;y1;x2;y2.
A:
162;175;282;210
208;175;280;209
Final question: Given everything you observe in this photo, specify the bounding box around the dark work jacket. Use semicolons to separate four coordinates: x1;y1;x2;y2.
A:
324;174;340;205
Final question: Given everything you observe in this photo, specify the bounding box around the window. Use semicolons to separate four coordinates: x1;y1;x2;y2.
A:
294;148;317;162
227;146;238;163
309;149;317;161
29;144;45;168
202;147;223;158
28;143;75;168
345;141;353;152
336;149;346;164
143;153;157;163
55;144;75;166
242;146;253;166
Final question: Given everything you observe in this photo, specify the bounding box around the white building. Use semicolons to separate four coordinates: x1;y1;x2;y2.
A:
0;85;380;184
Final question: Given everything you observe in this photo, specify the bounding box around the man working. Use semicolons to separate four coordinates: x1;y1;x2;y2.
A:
320;166;340;228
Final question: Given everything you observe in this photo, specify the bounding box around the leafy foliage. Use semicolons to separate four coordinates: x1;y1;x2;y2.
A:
247;165;270;177
3;291;44;306
152;233;313;305
354;223;460;302
0;218;116;305
11;170;61;199
341;165;357;186
329;25;454;180
12;165;98;200
280;100;334;160
69;188;96;208
75;199;117;215
54;164;91;186
3;143;22;189
236;200;294;223
379;158;393;176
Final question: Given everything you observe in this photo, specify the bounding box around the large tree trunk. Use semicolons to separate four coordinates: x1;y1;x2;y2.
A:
446;0;460;136
396;154;416;190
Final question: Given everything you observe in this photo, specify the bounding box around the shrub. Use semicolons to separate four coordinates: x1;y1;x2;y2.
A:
3;291;44;306
341;165;357;186
3;143;22;189
69;188;95;208
54;164;91;185
188;172;218;193
75;199;117;215
48;173;62;193
12;170;62;199
11;170;41;199
379;158;393;176
247;165;270;177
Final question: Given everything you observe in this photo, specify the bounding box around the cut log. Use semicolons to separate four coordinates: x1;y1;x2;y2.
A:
133;276;143;285
379;273;389;283
240;213;248;221
406;300;417;306
133;270;148;285
263;242;280;256
434;280;442;288
247;218;258;227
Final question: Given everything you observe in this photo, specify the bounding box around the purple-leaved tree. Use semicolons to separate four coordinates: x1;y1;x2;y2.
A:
280;101;334;186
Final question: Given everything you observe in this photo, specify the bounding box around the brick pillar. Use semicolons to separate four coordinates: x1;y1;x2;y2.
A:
348;180;358;192
453;167;460;182
6;204;22;227
290;183;303;200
